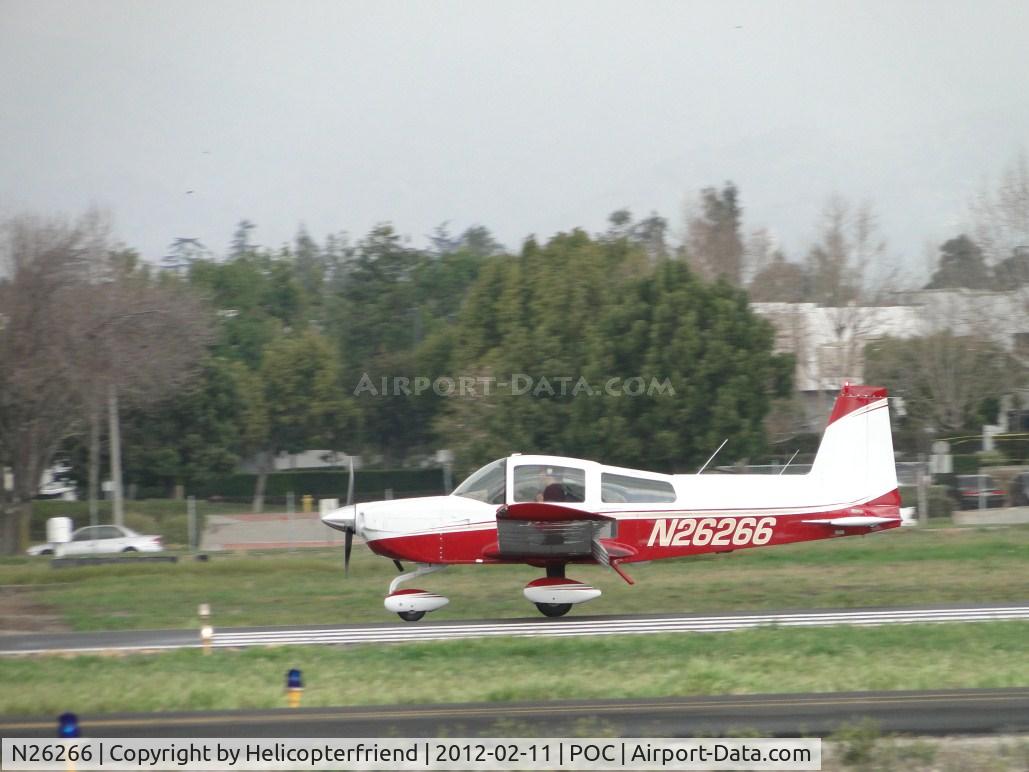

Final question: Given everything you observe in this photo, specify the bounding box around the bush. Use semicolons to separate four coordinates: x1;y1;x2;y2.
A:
952;454;979;474
976;450;1008;467
898;484;953;519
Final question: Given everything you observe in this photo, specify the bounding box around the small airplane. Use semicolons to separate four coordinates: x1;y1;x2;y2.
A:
323;384;912;621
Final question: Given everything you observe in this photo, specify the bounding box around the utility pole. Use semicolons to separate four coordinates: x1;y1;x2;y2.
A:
88;406;100;529
108;384;124;527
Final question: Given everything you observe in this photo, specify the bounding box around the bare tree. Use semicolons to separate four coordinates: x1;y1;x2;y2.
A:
866;331;1017;433
78;272;212;524
0;213;211;553
970;154;1029;268
0;214;99;552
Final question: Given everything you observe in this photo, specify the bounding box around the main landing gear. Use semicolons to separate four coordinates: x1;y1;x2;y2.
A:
382;562;603;622
524;564;602;618
535;602;573;617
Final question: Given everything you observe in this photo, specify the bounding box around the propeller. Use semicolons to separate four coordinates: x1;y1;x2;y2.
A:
344;456;355;576
338;456;403;575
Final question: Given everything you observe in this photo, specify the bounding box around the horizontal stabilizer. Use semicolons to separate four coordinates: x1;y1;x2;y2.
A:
498;502;613;521
801;515;900;528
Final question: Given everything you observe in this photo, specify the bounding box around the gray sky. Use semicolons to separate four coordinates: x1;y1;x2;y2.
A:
2;0;1027;278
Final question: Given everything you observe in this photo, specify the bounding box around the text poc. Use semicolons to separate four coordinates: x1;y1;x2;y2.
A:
568;743;618;762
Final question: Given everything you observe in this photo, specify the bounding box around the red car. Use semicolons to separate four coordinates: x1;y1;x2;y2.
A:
953;475;1007;509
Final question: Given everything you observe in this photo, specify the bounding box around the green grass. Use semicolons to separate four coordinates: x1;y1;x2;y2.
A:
1;524;1026;631
1;622;1026;716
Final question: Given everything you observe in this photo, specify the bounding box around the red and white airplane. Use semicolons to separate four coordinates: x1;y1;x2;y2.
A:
323;384;912;621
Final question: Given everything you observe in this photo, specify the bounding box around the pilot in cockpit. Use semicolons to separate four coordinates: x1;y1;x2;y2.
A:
535;469;571;502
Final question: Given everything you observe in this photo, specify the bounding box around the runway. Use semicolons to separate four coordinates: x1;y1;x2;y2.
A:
2;689;1028;738
2;602;1027;655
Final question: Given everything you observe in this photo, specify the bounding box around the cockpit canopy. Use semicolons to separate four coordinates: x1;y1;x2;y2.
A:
452;455;677;506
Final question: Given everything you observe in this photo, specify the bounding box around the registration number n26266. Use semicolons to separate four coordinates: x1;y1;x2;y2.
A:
646;516;776;548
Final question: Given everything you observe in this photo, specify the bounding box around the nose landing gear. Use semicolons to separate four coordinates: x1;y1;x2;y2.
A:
384;563;448;622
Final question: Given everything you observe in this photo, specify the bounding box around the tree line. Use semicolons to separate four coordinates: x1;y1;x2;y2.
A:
2;157;1027;552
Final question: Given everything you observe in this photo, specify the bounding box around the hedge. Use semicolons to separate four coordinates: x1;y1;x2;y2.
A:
898;484;954;519
189;468;447;501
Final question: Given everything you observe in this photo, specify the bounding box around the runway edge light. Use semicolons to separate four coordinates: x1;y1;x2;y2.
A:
57;712;80;737
286;668;303;708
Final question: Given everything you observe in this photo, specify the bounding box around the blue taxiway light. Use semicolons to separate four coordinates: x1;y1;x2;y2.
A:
57;712;80;738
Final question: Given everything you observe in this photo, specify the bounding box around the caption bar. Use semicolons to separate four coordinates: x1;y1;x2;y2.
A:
2;737;820;771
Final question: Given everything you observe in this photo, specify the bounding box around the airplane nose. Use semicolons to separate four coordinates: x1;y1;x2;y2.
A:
322;504;357;532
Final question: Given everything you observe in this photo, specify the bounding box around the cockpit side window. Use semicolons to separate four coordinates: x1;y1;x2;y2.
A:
513;465;586;503
601;472;676;503
452;458;507;504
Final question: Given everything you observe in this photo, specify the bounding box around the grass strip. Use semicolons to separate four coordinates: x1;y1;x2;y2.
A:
1;524;1027;631
1;622;1026;716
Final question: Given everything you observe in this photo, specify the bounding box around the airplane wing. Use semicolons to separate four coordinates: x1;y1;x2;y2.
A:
498;502;614;521
489;503;637;583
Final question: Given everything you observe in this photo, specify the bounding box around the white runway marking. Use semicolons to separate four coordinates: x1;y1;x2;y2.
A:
5;605;1027;655
210;606;1029;648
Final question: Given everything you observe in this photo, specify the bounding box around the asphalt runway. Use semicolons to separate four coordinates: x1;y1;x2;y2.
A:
2;602;1027;655
2;689;1028;738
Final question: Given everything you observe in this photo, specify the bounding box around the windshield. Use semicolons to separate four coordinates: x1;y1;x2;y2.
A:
453;458;507;504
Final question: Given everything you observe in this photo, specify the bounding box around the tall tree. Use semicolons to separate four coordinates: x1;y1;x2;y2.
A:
116;358;266;496
229;220;256;259
252;330;357;511
686;183;744;285
435;231;790;472
748;253;809;302
925;235;991;290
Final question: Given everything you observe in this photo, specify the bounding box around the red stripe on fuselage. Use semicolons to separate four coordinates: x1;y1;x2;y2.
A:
365;495;902;565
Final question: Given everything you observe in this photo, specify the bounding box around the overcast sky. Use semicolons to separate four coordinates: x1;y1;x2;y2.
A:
2;0;1027;279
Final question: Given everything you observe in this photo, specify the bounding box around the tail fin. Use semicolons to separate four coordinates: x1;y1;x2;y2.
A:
810;384;899;505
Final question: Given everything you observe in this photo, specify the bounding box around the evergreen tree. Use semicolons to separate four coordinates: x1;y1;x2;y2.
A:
926;235;991;290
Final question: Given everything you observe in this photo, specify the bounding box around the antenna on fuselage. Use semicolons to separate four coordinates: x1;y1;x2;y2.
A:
696;439;728;475
778;449;800;475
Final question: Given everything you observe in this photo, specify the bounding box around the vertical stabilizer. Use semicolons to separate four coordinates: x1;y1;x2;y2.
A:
810;384;898;505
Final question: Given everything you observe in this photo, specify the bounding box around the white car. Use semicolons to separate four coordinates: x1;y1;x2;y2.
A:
27;525;163;557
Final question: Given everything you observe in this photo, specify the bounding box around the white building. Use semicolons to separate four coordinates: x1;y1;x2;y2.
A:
751;289;1029;431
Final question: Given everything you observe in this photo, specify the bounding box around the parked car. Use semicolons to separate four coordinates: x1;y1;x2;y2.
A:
1009;472;1029;507
26;525;163;557
951;474;1007;510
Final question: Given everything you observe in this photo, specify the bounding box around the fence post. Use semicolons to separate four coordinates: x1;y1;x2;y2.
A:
916;463;929;526
286;491;295;551
187;495;197;552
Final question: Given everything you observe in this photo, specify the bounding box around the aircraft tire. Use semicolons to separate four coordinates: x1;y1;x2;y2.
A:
397;610;425;622
535;602;572;618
